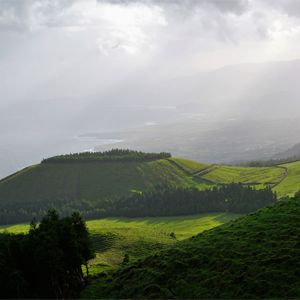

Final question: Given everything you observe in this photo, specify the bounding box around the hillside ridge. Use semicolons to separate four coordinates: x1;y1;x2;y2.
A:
81;195;300;299
0;153;299;225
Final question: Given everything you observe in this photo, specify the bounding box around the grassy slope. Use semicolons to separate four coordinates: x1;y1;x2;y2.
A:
167;158;211;174
273;161;300;197
80;160;198;200
81;196;300;299
0;156;297;222
0;213;242;275
0;159;202;205
201;165;285;184
0;164;79;204
0;157;293;207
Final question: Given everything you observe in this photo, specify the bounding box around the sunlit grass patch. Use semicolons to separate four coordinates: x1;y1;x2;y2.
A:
86;213;242;242
81;196;300;299
168;158;211;174
274;161;300;197
0;223;30;233
201;165;285;184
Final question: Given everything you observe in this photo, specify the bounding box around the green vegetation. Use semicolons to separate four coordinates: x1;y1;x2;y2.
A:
234;154;300;167
0;213;242;278
273;161;300;197
0;209;95;299
167;158;211;174
0;181;276;224
81;196;300;299
0;163;79;204
0;213;243;240
86;213;242;273
41;149;171;164
0;151;296;226
4;150;300;299
201;165;285;184
77;182;276;219
0;158;202;225
79;159;196;201
0;158;196;204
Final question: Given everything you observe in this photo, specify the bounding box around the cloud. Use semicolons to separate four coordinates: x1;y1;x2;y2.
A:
1;0;300;101
97;0;250;16
260;0;300;19
96;27;149;55
0;0;79;32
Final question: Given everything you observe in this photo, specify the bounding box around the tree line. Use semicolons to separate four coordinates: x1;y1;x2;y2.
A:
233;153;300;167
41;149;172;164
0;209;95;299
0;182;277;225
84;182;277;217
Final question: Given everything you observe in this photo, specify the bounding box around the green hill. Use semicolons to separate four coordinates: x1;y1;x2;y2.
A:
0;150;299;225
80;195;300;299
0;158;206;205
0;156;285;206
200;165;285;184
273;160;300;197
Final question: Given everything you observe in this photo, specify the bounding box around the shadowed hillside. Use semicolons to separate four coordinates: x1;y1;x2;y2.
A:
81;196;300;299
0;151;298;225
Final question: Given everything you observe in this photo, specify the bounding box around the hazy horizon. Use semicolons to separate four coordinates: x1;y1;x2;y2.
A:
2;0;300;102
2;0;300;178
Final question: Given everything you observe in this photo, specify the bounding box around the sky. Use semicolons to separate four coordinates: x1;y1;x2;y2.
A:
1;0;300;101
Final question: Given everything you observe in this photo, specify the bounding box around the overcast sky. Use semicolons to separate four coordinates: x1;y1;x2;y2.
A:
1;0;300;101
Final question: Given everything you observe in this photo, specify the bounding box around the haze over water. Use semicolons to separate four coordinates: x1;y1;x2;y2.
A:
0;105;185;180
2;1;300;179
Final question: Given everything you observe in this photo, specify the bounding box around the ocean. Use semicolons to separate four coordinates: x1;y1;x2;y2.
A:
0;104;185;180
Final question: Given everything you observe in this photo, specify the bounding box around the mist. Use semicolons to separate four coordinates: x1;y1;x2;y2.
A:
2;0;300;179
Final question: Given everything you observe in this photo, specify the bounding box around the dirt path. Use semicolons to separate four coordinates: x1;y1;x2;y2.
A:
270;166;288;189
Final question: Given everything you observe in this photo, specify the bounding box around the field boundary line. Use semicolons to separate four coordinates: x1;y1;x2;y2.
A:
195;166;218;177
166;158;212;175
270;166;288;189
77;163;84;199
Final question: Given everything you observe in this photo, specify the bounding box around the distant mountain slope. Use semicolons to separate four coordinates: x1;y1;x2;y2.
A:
273;142;300;159
81;196;300;299
86;59;300;109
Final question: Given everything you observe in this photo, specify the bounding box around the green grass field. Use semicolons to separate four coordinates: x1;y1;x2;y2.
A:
201;165;285;184
167;158;211;174
0;213;242;275
0;157;296;209
273;161;300;197
80;196;300;299
80;160;198;200
0;159;210;206
0;163;79;204
1;156;300;229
